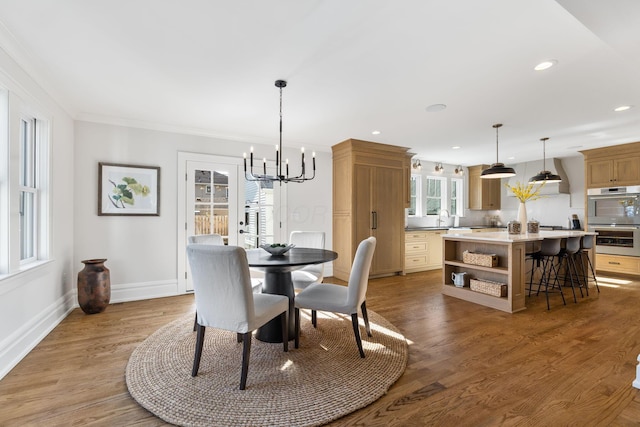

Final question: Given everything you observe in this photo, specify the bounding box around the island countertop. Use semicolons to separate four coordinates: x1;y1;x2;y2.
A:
442;229;595;243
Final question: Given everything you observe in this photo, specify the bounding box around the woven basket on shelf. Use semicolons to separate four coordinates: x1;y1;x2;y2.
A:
462;251;498;267
470;278;507;297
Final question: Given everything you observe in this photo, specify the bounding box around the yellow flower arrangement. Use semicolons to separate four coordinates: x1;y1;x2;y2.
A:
505;181;545;202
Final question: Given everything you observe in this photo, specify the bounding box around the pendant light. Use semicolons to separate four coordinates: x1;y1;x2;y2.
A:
480;123;516;179
529;137;561;183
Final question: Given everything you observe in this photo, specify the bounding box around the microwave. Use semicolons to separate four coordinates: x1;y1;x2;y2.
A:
587;186;640;226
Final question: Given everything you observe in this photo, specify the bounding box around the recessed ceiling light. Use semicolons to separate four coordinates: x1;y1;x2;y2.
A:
425;104;447;113
452;146;461;150
614;105;633;112
534;59;558;71
372;130;381;135
508;156;516;160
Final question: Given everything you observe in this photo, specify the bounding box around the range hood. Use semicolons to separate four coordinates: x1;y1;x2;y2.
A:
507;158;570;195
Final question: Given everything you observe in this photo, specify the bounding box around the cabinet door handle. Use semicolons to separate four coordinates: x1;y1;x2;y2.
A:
372;211;378;229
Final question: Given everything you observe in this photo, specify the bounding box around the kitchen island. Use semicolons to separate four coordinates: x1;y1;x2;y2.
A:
442;230;595;313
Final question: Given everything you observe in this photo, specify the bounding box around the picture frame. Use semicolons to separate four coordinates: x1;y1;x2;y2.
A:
98;162;160;216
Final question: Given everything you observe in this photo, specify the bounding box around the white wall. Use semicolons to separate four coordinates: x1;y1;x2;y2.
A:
74;121;333;301
0;47;75;379
501;156;585;228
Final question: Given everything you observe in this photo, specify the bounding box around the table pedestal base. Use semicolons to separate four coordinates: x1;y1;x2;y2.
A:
256;270;295;343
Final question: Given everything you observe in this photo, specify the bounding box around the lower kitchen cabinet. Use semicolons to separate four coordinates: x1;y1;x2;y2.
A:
596;254;640;276
404;230;444;273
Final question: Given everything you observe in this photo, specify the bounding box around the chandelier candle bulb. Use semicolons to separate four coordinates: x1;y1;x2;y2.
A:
263;158;267;176
313;152;316;170
286;159;289;177
275;145;279;169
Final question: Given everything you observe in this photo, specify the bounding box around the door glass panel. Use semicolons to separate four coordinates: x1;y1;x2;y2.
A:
193;169;229;243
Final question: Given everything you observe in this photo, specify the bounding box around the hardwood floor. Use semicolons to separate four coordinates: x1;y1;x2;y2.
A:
2;270;640;426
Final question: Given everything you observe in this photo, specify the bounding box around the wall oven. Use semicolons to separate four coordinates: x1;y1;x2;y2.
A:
587;186;640;225
588;186;640;256
587;225;640;256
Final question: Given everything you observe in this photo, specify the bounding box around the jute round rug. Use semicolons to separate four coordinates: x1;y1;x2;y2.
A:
126;309;407;427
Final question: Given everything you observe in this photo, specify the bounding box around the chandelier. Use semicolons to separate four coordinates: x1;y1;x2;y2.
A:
244;80;315;183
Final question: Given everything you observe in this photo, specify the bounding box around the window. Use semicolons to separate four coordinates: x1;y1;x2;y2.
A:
20;117;38;262
425;176;446;215
409;170;466;219
0;89;49;277
408;175;421;216
450;178;464;217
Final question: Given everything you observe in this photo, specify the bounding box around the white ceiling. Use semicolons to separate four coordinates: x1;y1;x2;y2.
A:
0;0;639;166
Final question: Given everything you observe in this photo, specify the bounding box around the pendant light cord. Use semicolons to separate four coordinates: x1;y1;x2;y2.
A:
493;123;503;163
278;84;283;177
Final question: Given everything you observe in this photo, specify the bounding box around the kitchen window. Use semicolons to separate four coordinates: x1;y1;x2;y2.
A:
409;173;465;218
425;176;446;215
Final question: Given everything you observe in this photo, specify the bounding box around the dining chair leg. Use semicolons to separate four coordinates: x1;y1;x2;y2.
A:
361;301;372;337
281;311;289;352
240;332;251;390
351;313;365;358
192;324;206;377
237;333;242;343
193;312;198;332
294;308;300;349
311;310;317;328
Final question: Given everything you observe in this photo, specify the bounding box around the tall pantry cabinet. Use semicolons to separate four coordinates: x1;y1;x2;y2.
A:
332;139;412;281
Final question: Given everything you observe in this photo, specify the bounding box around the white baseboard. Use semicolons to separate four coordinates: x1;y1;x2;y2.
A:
0;291;76;381
110;279;180;303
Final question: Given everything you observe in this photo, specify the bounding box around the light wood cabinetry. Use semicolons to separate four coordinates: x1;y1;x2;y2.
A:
404;230;444;273
596;254;640;276
333;139;412;281
581;142;640;188
442;235;526;313
405;232;428;273
426;230;444;269
467;165;501;210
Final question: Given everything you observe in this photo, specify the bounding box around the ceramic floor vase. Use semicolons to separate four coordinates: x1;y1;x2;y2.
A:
77;258;111;314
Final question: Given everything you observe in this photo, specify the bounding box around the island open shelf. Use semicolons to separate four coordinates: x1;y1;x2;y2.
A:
441;230;596;313
443;234;527;313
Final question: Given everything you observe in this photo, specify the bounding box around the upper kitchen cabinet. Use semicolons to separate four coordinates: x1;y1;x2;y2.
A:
332;139;412;281
581;142;640;189
468;164;501;210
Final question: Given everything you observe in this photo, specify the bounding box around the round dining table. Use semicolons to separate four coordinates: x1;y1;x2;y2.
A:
246;247;338;343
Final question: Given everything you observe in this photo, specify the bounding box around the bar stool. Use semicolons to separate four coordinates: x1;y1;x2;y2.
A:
556;236;583;303
575;234;600;295
528;237;566;310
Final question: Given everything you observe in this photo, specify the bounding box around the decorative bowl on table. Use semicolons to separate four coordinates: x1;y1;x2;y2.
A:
260;243;295;256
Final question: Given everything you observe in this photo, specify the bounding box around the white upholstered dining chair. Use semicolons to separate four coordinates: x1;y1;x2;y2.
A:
187;234;262;333
289;231;326;290
186;244;289;390
188;233;225;245
294;236;376;358
188;234;262;291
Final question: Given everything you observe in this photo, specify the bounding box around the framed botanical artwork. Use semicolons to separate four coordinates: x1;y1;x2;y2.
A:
98;162;160;216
